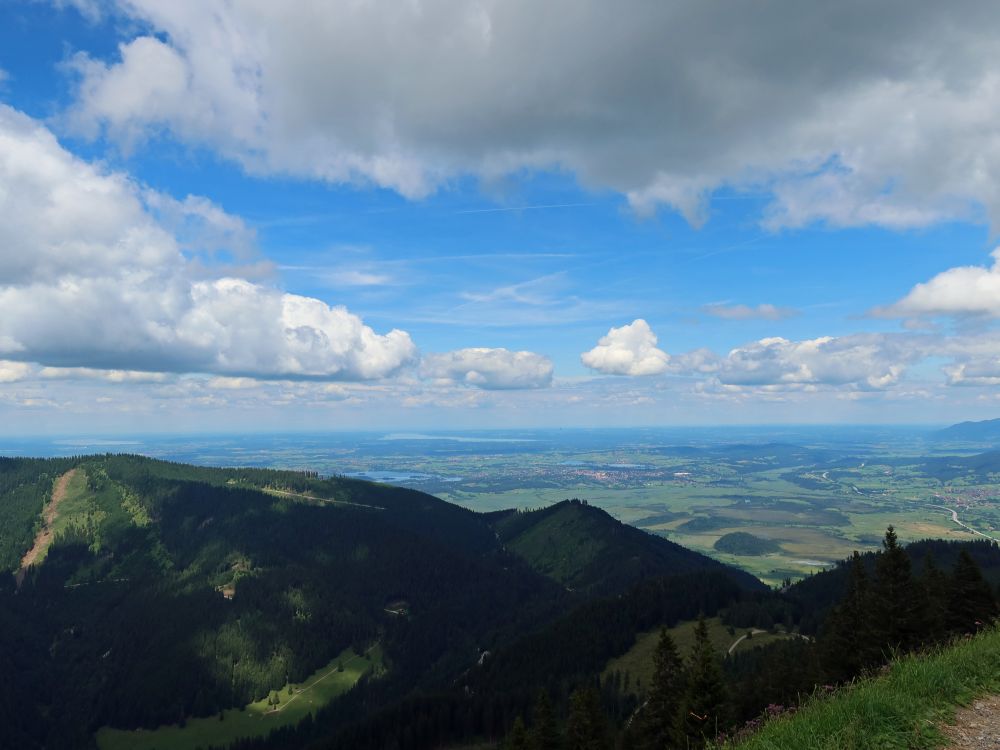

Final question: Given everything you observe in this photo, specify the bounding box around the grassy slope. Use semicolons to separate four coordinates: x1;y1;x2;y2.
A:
603;617;795;692
96;646;383;750
722;627;1000;750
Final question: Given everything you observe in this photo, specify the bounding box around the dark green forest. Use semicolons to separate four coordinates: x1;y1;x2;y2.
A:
0;455;997;750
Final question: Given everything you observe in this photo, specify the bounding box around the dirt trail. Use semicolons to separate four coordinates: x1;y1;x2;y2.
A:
942;694;1000;749
15;468;78;587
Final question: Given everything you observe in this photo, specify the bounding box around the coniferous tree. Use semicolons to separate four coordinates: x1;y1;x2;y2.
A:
820;551;878;680
564;685;609;750
507;716;530;750
947;550;998;633
872;526;923;654
919;552;949;643
683;616;727;747
639;628;685;749
529;690;561;750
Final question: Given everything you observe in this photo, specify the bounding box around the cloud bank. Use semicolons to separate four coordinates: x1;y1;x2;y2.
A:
0;104;417;380
64;0;1000;227
420;348;553;390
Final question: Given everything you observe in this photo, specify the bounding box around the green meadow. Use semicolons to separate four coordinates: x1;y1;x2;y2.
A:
96;646;383;750
603;617;799;693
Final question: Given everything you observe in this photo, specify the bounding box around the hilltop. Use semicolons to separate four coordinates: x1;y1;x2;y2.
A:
488;499;765;595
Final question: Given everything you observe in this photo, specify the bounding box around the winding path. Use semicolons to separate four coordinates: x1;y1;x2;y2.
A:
727;629;767;655
15;468;78;587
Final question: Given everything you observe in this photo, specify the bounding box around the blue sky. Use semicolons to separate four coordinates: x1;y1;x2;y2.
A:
2;1;1000;433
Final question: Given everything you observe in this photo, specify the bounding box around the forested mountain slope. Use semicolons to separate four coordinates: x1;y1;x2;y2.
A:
0;455;764;750
488;500;765;595
0;455;566;748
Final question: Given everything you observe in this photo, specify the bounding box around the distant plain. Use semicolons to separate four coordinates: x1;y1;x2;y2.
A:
12;426;1000;586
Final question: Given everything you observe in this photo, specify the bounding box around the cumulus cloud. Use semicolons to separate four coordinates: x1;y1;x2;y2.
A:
702;303;798;321
716;335;915;390
419;348;553;390
878;248;1000;318
581;319;670;376
582;321;929;391
0;361;33;383
0;104;415;380
60;1;1000;227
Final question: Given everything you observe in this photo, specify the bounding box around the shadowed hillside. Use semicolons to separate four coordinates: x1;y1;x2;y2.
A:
489;499;765;595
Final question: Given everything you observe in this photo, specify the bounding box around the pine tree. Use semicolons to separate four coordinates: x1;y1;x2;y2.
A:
507;716;530;750
639;628;685;750
820;551;878;681
529;690;561;750
919;552;949;643
683;616;727;747
947;550;998;634
872;526;923;654
564;685;609;750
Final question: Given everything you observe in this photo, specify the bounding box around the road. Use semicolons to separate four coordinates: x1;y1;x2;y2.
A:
928;505;1000;543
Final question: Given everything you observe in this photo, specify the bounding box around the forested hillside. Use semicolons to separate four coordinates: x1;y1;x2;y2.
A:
489;500;765;594
0;455;763;750
2;456;997;750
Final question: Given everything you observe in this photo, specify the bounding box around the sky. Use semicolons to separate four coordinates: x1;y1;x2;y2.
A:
3;1;1000;433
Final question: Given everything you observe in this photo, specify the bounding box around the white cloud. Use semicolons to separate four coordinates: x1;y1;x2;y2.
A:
702;303;798;321
420;348;553;390
39;367;170;383
0;104;415;380
52;0;103;22
581;319;670;376
61;1;1000;228
582;322;927;391
878;248;1000;318
0;361;33;383
716;335;914;390
325;269;393;287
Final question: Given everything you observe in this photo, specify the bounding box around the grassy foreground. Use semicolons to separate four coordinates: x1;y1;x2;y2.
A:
722;626;1000;750
96;645;383;750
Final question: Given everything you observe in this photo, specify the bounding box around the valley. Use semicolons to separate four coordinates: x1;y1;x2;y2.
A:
21;428;998;586
1;428;998;749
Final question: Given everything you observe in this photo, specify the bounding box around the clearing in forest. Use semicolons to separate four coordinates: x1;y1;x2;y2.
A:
603;617;799;693
95;645;384;750
15;468;79;585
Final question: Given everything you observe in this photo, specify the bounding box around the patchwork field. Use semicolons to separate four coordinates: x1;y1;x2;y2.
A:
96;646;383;750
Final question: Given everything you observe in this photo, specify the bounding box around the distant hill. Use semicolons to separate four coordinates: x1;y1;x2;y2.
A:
714;531;782;556
935;417;1000;442
918;450;1000;480
489;499;765;595
788;537;1000;633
